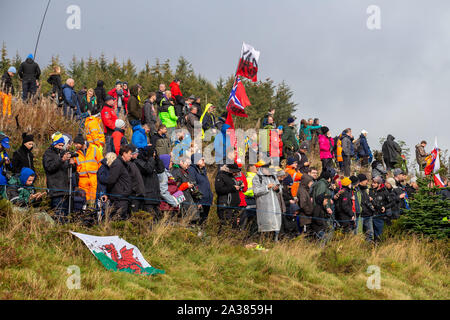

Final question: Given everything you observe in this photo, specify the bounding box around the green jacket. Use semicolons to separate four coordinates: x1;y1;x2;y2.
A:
159;98;178;128
311;178;333;209
282;125;299;153
7;175;35;207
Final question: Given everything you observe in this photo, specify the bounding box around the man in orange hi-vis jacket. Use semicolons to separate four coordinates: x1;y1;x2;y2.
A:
85;114;105;154
73;135;103;202
285;157;302;197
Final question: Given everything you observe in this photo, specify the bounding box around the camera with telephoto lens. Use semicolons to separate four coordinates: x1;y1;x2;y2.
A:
69;152;79;158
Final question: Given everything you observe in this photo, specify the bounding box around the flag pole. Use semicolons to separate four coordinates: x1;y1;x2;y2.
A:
34;0;52;59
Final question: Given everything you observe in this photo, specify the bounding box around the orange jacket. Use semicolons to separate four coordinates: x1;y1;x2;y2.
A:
75;143;103;177
85;116;105;148
336;135;343;162
285;165;302;197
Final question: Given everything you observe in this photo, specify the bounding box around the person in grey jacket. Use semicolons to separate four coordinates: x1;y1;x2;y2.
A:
142;92;158;135
341;128;354;177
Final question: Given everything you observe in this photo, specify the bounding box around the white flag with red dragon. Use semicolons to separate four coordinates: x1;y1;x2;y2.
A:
71;231;165;276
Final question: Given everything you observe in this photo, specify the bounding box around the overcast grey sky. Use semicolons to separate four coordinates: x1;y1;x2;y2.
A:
1;0;449;158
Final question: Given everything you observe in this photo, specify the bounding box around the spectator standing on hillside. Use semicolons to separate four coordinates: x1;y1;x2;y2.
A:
188;153;213;225
282;117;299;158
415;140;429;172
1;67;16;117
127;84;142;127
358;130;371;168
318;126;334;173
341;128;354;177
11;133;35;174
61;78;80;120
18;54;41;101
94;80;107;108
101;96;118;137
142;92;158;135
159;90;178;139
382;134;402;171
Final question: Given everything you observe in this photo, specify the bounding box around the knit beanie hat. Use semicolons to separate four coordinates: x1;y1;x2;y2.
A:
357;173;368;182
159;154;171;170
386;178;397;188
350;176;359;185
115;119;125;129
22;132;34;144
73;135;85;145
51;132;64;146
287;157;297;166
341;177;352;187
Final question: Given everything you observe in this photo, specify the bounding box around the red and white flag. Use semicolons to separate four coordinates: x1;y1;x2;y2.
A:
226;76;250;118
236;42;260;82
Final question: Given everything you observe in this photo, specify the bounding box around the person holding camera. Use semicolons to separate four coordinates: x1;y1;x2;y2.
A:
215;163;242;230
42;132;77;223
135;145;165;218
370;176;392;242
171;156;199;221
187;153;213;225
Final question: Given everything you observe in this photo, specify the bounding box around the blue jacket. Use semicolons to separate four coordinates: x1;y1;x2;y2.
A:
96;158;110;198
358;134;370;157
62;84;80;116
0;150;11;186
131;125;148;149
214;127;232;164
187;164;213;205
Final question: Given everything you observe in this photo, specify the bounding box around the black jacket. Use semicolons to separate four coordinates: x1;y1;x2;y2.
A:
155;90;165;106
359;185;376;217
18;58;41;81
142;99;158;133
370;186;392;218
96;158;110;197
42;146;74;198
135;149;164;205
335;187;354;223
106;157;132;200
382;134;401;165
1;71;14;95
202;112;216;131
215;167;240;207
171;165;196;204
127;85;141;123
94;80;107;107
187;164;213;206
11;145;35;175
47;73;62;96
129;159;145;197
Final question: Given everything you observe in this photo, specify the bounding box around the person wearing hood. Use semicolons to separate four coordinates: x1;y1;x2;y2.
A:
135;145;164;217
215;163;242;229
318;126;335;173
18;54;41;101
11;133;35;174
101;95;119;137
200;103;217;138
1;66;16;116
252;163;284;241
61;78;80;119
46;65;63;106
0;133;12;197
382;134;402;171
127;145;146;213
170;79;183;104
187;153;213;224
73;135;103;203
142;92;158;135
132;123;150;149
85;114;105;153
94;80;107;107
127;84;142;127
159;90;178;138
42;132;77;223
310;171;334;240
109;119;128;156
7;167;45;207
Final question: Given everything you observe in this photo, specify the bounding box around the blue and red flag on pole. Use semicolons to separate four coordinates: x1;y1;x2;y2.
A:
226;76;250;119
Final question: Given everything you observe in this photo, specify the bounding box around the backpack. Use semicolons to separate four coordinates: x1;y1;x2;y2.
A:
353;138;361;154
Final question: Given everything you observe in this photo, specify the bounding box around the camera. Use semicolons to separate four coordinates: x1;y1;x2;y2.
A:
68;152;79;158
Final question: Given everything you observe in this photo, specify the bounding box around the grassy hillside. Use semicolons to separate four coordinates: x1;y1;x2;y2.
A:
0;99;448;300
0;199;448;300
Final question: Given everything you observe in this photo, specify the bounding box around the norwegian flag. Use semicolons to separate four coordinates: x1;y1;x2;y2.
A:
424;137;445;188
236;42;260;82
226;76;250;118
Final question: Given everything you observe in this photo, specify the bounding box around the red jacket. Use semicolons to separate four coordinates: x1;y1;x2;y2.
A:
235;172;248;207
170;81;182;98
111;129;125;156
101;105;118;134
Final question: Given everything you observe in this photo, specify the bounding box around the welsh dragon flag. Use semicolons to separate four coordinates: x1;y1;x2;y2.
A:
71;232;165;276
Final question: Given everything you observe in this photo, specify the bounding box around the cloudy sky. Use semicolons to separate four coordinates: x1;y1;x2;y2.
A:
1;0;449;159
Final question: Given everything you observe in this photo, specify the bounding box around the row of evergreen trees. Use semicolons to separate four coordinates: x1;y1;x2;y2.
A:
1;43;297;128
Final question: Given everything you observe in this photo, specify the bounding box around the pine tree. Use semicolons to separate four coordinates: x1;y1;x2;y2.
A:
0;42;10;74
399;176;450;239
